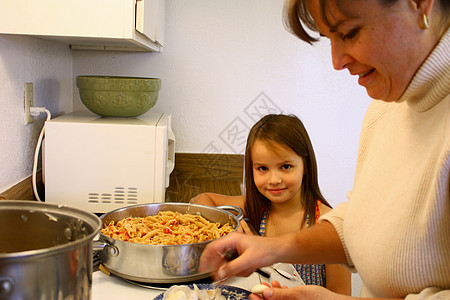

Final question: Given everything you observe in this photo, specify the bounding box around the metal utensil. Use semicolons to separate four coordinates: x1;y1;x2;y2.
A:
258;264;305;288
211;249;239;287
211;277;229;287
272;263;304;283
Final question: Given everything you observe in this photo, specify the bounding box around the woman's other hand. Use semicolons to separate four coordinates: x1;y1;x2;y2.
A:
250;284;347;300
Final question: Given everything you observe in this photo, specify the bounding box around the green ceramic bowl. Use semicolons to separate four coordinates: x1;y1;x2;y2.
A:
76;76;161;117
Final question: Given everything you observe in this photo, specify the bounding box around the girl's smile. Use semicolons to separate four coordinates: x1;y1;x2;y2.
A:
267;188;287;195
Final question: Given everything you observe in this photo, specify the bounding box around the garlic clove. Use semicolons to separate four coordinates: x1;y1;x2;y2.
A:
163;285;198;300
251;284;269;295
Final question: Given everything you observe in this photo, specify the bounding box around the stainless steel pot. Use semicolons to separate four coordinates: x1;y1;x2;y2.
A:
95;202;242;283
0;200;101;300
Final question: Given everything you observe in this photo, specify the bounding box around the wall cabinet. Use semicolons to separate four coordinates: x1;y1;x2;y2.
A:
0;0;164;52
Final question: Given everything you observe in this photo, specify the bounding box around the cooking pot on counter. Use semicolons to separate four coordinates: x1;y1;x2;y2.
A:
0;200;102;300
95;202;242;284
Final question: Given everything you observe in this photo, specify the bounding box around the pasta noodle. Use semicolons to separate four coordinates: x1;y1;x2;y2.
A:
100;211;234;245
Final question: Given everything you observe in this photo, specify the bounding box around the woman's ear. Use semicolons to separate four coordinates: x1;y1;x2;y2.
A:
411;0;434;29
410;0;433;12
419;0;434;14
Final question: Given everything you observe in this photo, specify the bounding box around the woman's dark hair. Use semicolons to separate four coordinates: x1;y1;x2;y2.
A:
243;114;331;232
284;0;450;44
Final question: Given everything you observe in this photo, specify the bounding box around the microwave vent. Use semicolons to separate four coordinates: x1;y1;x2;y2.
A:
88;187;138;205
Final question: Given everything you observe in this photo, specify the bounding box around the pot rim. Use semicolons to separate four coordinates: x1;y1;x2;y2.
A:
0;200;102;260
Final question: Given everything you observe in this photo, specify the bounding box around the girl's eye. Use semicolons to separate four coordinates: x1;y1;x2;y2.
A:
257;166;268;172
281;164;292;170
342;28;360;40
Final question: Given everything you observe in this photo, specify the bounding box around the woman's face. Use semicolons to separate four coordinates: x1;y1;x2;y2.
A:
307;0;434;102
251;139;305;205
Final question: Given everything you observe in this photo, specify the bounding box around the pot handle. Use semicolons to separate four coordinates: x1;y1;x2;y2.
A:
93;240;119;257
216;205;243;221
93;240;107;252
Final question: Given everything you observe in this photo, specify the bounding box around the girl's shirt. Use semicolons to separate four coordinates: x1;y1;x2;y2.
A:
259;200;326;286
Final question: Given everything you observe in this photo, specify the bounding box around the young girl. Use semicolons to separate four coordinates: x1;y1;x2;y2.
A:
190;114;351;295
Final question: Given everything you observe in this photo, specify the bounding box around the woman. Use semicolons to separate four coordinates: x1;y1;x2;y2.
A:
199;0;449;299
191;114;351;294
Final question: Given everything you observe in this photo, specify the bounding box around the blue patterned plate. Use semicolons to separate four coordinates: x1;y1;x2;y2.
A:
153;283;251;299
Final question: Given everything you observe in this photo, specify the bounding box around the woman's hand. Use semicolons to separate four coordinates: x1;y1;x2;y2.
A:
249;281;281;300
200;222;347;283
199;232;282;279
250;283;347;300
249;282;404;300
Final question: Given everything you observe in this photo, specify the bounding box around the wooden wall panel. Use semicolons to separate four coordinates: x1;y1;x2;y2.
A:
0;153;244;203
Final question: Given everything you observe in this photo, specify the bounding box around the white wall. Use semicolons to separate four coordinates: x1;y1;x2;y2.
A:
73;0;371;207
0;35;73;193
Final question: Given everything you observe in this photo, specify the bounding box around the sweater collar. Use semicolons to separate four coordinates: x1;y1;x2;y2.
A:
397;28;450;112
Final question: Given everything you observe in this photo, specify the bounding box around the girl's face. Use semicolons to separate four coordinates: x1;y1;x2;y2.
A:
251;139;305;205
308;0;434;102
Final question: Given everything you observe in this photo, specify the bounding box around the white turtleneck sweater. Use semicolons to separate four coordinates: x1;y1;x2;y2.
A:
321;29;450;299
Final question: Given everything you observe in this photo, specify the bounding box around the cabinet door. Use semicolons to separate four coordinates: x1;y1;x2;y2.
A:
135;0;164;46
157;0;165;46
0;0;127;38
0;0;163;51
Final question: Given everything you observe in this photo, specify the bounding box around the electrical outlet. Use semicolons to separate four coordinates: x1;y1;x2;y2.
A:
24;82;34;125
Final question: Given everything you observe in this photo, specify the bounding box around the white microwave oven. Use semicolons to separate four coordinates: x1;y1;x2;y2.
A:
43;110;175;213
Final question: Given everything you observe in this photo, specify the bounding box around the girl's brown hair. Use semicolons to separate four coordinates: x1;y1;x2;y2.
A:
243;114;331;232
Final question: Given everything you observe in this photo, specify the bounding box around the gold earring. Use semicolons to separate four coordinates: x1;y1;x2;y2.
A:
422;13;429;29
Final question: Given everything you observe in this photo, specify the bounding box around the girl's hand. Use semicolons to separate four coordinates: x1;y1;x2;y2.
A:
236;219;257;235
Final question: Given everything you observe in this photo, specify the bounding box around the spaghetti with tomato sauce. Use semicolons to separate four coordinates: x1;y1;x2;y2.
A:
100;211;234;245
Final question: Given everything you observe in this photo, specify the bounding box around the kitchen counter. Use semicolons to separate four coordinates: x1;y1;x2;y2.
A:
92;270;262;299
